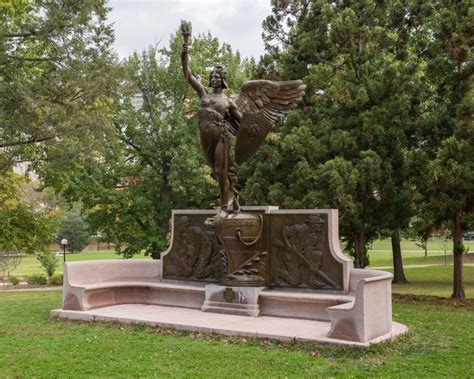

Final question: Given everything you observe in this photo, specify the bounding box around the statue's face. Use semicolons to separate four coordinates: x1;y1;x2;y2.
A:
210;72;223;89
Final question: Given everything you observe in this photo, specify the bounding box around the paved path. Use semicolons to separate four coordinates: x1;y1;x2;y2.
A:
370;263;474;270
0;286;62;292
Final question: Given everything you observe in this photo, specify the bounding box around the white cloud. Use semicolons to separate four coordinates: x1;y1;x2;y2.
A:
107;0;272;60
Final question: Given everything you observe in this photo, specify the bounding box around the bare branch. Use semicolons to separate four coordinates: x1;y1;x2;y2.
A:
0;136;55;148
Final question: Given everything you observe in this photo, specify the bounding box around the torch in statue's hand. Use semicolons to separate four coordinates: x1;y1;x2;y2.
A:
180;20;192;44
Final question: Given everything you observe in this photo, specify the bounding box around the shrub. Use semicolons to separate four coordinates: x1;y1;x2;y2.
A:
9;276;20;285
36;252;58;280
49;273;63;286
27;274;48;285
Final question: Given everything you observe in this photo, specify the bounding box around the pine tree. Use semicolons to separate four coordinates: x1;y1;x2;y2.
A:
244;0;424;270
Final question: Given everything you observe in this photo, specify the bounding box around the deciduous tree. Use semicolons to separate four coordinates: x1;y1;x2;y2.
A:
0;0;120;181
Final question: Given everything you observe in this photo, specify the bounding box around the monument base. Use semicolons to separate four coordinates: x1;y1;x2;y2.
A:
201;285;267;317
51;304;408;347
53;208;408;346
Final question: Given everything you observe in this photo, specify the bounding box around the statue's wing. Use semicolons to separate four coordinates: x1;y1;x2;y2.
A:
234;80;305;165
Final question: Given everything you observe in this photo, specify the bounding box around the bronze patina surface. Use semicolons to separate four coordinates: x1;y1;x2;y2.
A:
269;213;342;290
206;211;269;286
162;213;222;282
180;20;305;218
162;210;343;290
168;22;343;289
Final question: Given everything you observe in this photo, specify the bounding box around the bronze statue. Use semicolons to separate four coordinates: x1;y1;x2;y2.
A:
180;20;305;218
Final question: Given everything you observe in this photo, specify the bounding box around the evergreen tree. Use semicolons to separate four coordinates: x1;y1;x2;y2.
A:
409;1;473;299
244;0;423;271
57;208;90;253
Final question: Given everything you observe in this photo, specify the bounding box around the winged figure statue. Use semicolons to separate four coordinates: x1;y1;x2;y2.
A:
180;20;305;218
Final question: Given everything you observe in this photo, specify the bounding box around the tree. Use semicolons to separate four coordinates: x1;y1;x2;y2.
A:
0;0;121;182
244;0;423;271
408;1;473;299
57;208;90;253
61;31;251;258
0;171;59;256
0;253;21;287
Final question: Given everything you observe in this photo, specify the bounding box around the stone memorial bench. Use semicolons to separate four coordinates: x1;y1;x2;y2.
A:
326;268;393;342
62;260;205;311
256;268;393;343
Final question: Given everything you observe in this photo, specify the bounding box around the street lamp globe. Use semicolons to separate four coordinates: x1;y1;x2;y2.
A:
61;239;68;263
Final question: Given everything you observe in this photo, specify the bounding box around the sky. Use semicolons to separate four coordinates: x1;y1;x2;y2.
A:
107;0;273;61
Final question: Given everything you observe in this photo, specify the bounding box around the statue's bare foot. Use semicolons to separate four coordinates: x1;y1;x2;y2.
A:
232;197;241;213
215;207;228;218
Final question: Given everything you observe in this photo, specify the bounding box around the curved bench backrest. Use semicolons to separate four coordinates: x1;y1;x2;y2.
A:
348;268;392;293
64;259;161;285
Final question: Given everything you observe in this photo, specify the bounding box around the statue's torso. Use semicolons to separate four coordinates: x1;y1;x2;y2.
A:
198;93;230;125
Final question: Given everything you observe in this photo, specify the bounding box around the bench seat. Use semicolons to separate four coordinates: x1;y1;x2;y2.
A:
259;289;354;321
63;260;206;311
326;268;393;342
62;260;395;343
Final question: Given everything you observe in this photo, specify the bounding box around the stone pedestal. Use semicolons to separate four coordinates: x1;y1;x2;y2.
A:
201;284;267;317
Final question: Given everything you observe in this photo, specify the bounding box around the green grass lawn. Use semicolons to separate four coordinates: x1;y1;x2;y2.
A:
389;266;474;297
6;251;147;278
366;239;474;267
0;289;472;378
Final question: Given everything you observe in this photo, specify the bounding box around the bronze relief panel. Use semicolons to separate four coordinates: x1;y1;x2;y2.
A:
163;213;222;282
269;213;343;290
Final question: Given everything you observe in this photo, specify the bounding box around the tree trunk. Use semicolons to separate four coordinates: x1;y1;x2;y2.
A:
354;231;366;268
155;158;171;260
150;241;161;260
391;228;408;283
451;209;465;300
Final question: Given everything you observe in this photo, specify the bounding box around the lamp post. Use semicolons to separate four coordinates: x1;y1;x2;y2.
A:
61;239;68;263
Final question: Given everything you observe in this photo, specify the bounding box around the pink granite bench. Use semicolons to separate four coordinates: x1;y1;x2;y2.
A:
62;260;205;311
258;268;393;343
326;268;393;342
62;260;394;344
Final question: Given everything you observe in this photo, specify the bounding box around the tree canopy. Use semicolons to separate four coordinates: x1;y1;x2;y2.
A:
0;0;120;183
61;31;251;258
0;171;58;254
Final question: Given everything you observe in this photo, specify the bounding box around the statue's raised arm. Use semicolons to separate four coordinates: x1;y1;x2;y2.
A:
180;20;206;97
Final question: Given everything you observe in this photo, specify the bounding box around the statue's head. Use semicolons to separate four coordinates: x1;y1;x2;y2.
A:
305;214;325;232
209;64;228;89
